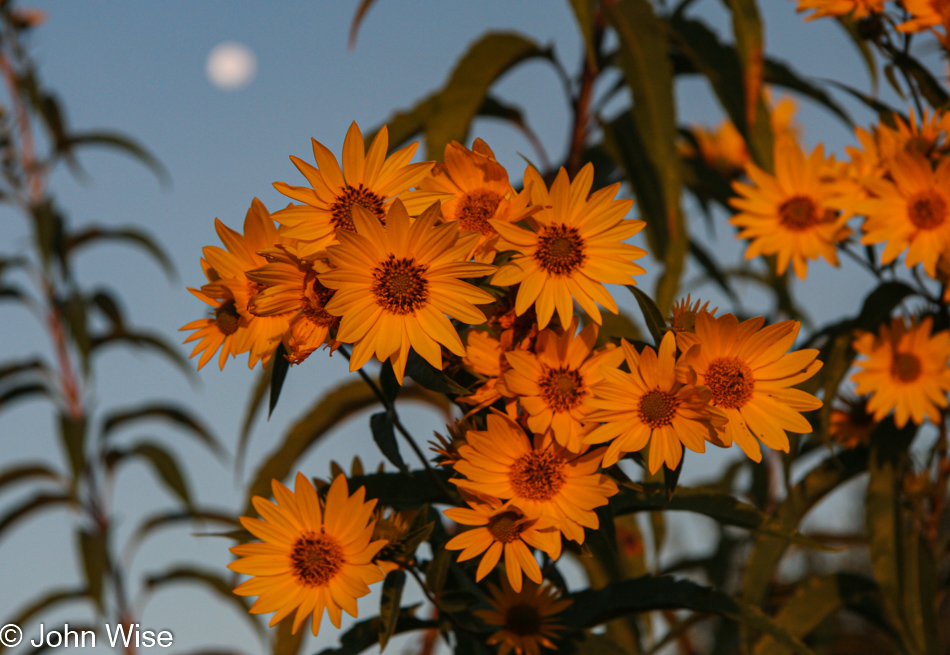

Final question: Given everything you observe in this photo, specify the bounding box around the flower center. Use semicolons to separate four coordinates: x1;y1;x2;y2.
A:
534;224;586;276
891;352;922;383
487;510;526;543
638;389;680;429
214;300;240;335
330;184;386;232
304;272;339;328
907;191;947;230
705;357;755;409
371;255;429;315
538;366;585;412
505;604;543;637
778;195;821;231
290;532;345;587
509;449;567;502
458;189;502;235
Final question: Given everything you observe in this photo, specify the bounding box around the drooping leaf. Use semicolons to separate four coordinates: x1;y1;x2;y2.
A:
569;0;600;71
91;329;195;379
0;382;50;412
58;413;86;483
561;575;815;655
379;361;401;405
64;226;175;281
61;131;171;187
348;0;380;48
347;469;457;509
426;547;452;594
370;411;408;473
404;350;469;395
0;463;63;495
123;509;238;563
144;566;263;636
316;609;436;655
0;588;85;653
893;52;949;110
101;402;223;458
0;491;73;541
108;442;193;509
378;570;407;650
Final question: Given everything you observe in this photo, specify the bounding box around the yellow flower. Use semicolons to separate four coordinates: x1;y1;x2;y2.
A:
876;107;950;161
858;151;950;277
491;164;646;329
229;473;386;635
796;0;886;20
419;139;534;262
318;200;496;383
451;413;618;544
503;319;624;452
730;140;849;280
677;313;823;462
246;246;340;365
444;493;560;592
829;396;876;449
852;316;950;428
272;122;447;257
181;199;292;369
585;332;725;472
670;294;717;334
474;579;572;655
458;329;514;410
898;0;950;34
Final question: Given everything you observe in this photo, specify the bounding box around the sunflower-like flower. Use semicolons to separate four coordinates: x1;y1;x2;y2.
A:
858;151;950;277
246;246;339;364
503;318;623;452
451;413;617;544
419;139;534;262
181;199;292;369
876;108;950;161
229;473;386;636
319;200;496;383
272;122;448;257
677;313;823;462
443;492;560;592
852;316;950;428
670;294;717;333
585;332;725;472
491;164;646;329
829;395;876;448
796;0;885;20
458;329;517;412
730;141;849;279
898;0;950;34
371;508;418;575
474;579;572;655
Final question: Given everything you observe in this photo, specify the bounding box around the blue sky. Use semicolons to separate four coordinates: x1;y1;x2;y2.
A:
0;1;920;653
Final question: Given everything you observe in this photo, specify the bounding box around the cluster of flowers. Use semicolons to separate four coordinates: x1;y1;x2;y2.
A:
185;122;832;645
797;0;950;45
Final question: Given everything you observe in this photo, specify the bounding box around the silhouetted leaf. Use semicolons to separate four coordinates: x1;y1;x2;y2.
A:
268;343;291;417
317;609;436;655
348;0;380;48
58;413;86;482
62;131;171;187
0;491;72;541
405;350;469;395
370;411;407;473
0;463;62;495
77;529;107;610
101;403;223;458
627;285;667;345
64;226;175;281
378;570;407;650
109;442;193;509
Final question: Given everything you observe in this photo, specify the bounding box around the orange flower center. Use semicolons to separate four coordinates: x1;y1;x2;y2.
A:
505;604;543;637
907;191;947;230
214;300;240;335
458;189;502;235
331;184;386;232
487;510;526;543
372;255;429;315
291;532;345;587
509;449;567;501
539;366;585;411
304;272;339;328
638;389;680;429
778;195;821;231
891;352;923;383
705;357;755;409
534;224;586;276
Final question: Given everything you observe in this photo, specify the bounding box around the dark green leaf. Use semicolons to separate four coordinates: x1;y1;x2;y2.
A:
425;546;452;594
0;492;72;541
378;570;407;650
404;350;470;395
562;575;815;655
348;0;379;48
101;403;223;458
123;509;238;563
370;411;407;473
316;610;436;655
62;131;170;187
58;413;86;482
379;361;400;404
347;469;457;509
64;226;175;281
0;382;50;411
268;343;291;417
569;0;600;70
78;529;108;610
893;52;949;110
91;329;195;380
0;463;62;495
112;442;193;509
0;588;85;653
144;566;263;636
827;80;897;125
627;285;667;345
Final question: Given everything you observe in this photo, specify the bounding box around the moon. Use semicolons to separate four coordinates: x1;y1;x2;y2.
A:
206;42;257;90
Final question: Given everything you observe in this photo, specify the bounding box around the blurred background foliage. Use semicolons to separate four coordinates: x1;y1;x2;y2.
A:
2;0;950;654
